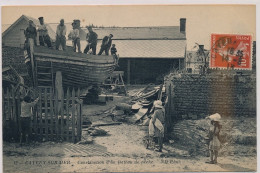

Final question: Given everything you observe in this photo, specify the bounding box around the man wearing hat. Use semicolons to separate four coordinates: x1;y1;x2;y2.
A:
24;20;37;57
84;26;98;55
68;22;81;53
56;19;67;50
149;100;165;152
98;34;113;55
37;17;52;48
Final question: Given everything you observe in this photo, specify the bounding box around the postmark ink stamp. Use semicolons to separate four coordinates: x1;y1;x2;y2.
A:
210;34;252;69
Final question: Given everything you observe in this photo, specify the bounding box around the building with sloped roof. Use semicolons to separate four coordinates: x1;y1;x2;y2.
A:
2;15;56;48
49;19;187;84
2;15;56;81
87;19;187;84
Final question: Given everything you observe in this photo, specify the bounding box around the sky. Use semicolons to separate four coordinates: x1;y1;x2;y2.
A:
1;5;256;50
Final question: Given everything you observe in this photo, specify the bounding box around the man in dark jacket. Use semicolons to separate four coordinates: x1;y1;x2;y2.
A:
24;20;37;58
84;26;98;55
98;34;113;55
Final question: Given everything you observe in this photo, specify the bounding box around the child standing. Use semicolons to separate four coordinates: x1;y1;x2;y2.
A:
20;96;39;144
110;44;118;65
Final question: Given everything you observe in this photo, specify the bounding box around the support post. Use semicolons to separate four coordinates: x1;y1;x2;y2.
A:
179;58;181;70
127;59;130;85
55;71;63;115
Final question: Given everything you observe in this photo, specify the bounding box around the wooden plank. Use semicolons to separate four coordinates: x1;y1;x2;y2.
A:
7;88;11;120
60;87;64;141
11;88;17;123
157;84;163;100
56;68;115;76
127;59;130;85
35;55;115;65
55;90;59;140
50;88;54;140
39;89;43;139
71;88;75;143
33;47;115;61
79;102;82;141
36;61;38;87
66;88;70;141
33;94;38;138
17;91;21;137
77;88;81;142
2;88;6;128
44;88;49;141
169;84;173;122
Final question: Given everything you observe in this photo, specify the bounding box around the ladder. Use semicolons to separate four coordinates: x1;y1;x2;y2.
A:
35;61;55;89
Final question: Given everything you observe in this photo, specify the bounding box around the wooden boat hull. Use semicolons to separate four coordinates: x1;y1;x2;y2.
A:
30;46;116;87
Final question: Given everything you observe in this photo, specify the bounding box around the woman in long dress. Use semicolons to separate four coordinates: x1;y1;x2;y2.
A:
208;120;221;164
148;100;165;152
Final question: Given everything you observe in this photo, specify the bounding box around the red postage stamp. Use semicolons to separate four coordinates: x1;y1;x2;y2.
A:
210;34;252;69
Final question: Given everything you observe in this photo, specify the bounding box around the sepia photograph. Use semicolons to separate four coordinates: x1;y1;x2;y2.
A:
1;4;257;172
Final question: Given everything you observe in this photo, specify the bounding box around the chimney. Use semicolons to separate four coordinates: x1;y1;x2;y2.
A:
180;18;186;34
199;45;204;50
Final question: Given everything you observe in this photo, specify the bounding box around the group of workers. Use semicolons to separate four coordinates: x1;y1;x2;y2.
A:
24;17;118;58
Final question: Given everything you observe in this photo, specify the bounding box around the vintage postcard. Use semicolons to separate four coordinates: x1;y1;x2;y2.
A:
1;4;257;172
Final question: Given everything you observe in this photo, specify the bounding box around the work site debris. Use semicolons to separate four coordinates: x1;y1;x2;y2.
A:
86;127;108;136
171;118;256;156
77;136;94;144
133;108;149;122
113;110;125;116
82;116;92;128
115;103;132;115
81;86;101;104
131;84;164;101
91;122;122;127
131;103;142;112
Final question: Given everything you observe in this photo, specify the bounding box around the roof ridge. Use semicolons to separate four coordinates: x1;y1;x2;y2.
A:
82;26;179;29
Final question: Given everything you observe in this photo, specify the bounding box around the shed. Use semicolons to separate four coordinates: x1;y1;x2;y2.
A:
83;19;188;84
2;15;56;48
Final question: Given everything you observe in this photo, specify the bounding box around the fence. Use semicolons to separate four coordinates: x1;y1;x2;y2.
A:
2;87;20;141
2;87;82;143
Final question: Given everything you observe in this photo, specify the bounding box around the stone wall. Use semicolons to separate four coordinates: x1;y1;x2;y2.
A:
165;73;256;120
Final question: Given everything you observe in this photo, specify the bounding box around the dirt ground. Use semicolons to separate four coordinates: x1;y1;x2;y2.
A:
2;87;257;172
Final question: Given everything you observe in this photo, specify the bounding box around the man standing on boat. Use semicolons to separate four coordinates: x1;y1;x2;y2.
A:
37;17;52;48
56;19;67;51
84;26;98;55
68;22;81;53
24;20;37;56
98;34;113;55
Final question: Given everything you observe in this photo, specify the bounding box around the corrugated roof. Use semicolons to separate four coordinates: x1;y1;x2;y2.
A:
48;24;186;40
112;40;186;58
82;26;186;40
67;40;186;58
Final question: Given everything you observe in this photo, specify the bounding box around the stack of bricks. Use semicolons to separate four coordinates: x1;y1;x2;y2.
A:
166;73;256;120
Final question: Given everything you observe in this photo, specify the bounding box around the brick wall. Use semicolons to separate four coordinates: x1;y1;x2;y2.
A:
2;46;27;74
165;73;256;120
2;46;32;86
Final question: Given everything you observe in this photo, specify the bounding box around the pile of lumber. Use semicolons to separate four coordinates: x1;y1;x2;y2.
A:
131;84;164;101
